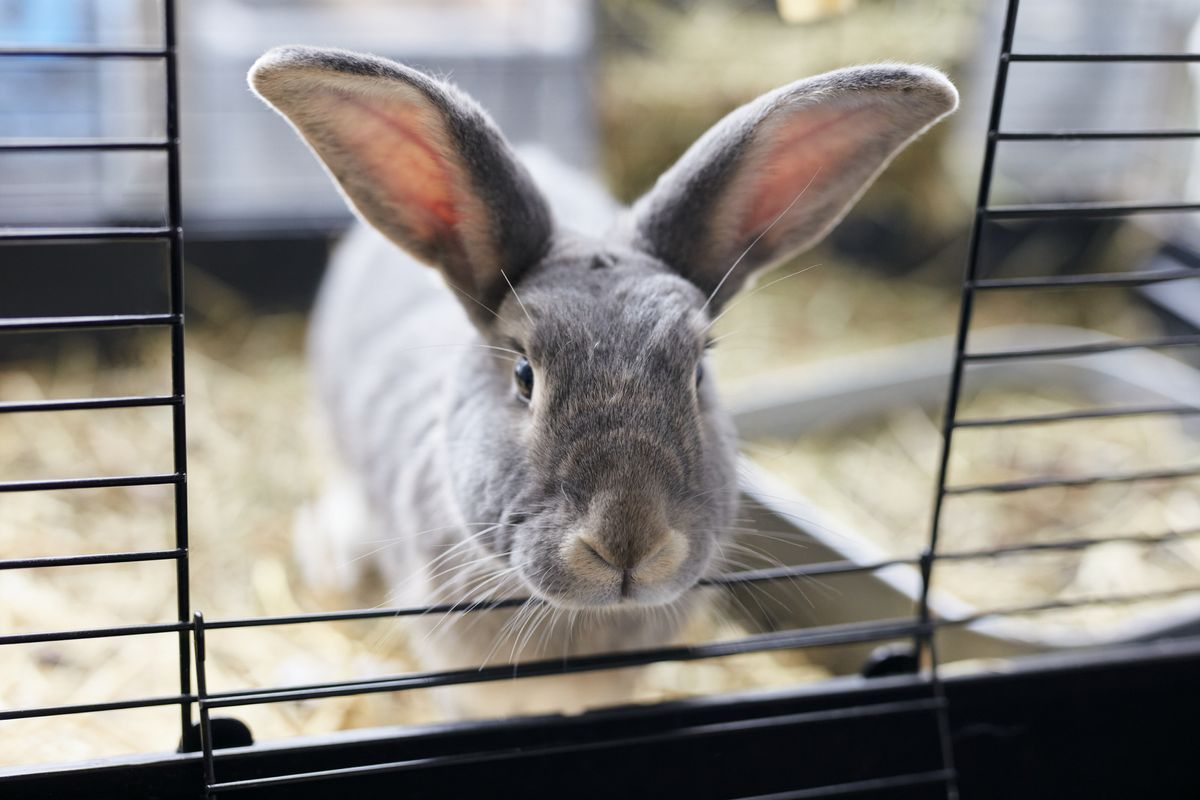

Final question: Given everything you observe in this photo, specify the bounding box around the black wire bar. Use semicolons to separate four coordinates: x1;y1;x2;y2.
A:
162;0;193;748
8;523;1191;647
0;694;193;723
996;130;1200;141
1008;52;1200;62
0;45;169;58
985;201;1200;220
937;528;1200;562
943;586;1200;630
0;313;177;332
0;138;169;152
200;617;930;710
915;2;1025;795
0;226;173;241
954;403;1199;428
8;575;1197;728
921;14;1200;795
0;473;181;493
0;548;184;570
191;584;1200;715
970;267;1197;289
963;334;1200;362
183;527;1200;634
203;698;948;794
0;0;194;746
0;621;187;647
944;464;1200;496
0;395;178;413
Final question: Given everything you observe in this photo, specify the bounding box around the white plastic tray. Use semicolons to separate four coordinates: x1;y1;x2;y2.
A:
726;325;1200;670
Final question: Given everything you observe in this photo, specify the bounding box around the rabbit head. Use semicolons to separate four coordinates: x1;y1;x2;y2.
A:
250;48;957;611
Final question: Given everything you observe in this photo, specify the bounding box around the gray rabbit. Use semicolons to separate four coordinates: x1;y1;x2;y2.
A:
250;47;956;714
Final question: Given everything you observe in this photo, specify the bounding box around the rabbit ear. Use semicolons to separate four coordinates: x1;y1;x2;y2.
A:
249;47;552;321
626;65;958;309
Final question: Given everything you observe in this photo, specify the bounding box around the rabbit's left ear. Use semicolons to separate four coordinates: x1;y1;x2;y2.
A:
626;65;957;308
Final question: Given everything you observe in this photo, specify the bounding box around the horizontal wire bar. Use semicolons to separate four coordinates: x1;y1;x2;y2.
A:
0;693;192;722
0;226;172;241
202;618;927;708
203;558;920;632
944;464;1200;495
944;585;1200;628
937;528;1200;562
0;395;178;413
206;698;946;792
200;535;1192;634
700;557;916;587
0;137;169;152
954;403;1200;428
984;201;1200;220
736;770;956;800
0;473;181;493
0;621;187;646
996;129;1200;141
206;585;1200;709
0;45;168;58
1008;52;1200;63
964;334;1200;362
11;590;1193;727
0;548;184;571
205;597;534;631
970;267;1198;290
0;313;177;332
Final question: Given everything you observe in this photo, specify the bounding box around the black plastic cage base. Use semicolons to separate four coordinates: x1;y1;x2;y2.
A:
4;637;1199;800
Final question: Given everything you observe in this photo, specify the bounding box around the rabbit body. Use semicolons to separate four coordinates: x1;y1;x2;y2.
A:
251;46;958;714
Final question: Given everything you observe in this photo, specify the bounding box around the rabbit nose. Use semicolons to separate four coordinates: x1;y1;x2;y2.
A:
572;528;688;594
579;535;657;573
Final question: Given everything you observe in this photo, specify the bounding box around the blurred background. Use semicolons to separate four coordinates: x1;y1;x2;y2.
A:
2;0;1200;768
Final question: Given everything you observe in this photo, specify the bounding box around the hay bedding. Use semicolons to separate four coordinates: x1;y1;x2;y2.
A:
749;389;1200;634
2;260;1197;766
0;313;825;768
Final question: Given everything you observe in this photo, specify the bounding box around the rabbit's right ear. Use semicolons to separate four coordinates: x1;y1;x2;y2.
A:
249;47;552;323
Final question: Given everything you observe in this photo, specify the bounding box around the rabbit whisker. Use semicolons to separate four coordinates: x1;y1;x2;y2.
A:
704;261;825;333
501;268;534;325
701;166;822;312
422;565;524;642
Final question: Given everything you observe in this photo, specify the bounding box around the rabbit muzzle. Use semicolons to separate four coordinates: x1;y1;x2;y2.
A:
563;489;690;605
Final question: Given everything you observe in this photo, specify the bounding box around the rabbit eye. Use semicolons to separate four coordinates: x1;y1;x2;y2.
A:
695;362;704;388
514;356;534;401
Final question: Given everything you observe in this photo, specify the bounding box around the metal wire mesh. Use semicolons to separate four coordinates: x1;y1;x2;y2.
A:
0;0;191;746
1;0;1199;797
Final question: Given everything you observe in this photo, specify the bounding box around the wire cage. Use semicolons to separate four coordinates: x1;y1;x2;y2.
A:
2;0;1200;798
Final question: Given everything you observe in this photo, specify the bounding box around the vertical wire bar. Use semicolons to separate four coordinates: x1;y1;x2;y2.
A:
920;2;1023;796
194;613;217;796
163;0;193;746
920;0;1020;649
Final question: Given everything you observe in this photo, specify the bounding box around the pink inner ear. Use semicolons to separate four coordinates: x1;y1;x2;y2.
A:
333;91;462;247
739;104;870;248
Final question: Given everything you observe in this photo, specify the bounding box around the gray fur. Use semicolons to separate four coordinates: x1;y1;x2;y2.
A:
248;48;957;702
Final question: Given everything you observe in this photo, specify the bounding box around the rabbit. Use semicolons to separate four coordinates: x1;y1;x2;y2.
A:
249;46;957;715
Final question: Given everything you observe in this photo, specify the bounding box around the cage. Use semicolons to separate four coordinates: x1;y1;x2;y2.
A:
2;1;1200;798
